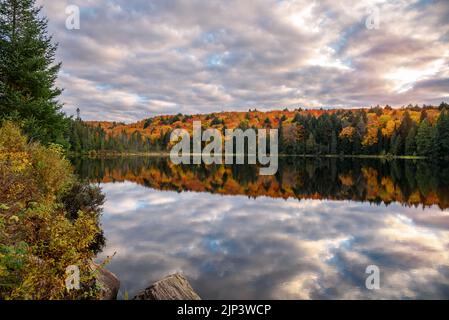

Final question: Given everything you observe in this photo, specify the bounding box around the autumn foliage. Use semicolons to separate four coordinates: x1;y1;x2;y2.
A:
72;103;449;158
72;156;449;211
0;122;104;299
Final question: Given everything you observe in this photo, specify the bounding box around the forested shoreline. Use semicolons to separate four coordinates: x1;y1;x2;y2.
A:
70;104;449;159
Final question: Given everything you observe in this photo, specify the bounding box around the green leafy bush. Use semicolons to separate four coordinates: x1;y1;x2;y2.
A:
0;122;105;299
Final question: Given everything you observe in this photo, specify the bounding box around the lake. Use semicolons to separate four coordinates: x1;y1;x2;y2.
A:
72;157;449;299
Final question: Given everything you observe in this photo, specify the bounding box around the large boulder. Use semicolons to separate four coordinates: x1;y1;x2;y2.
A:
133;273;201;300
90;262;120;300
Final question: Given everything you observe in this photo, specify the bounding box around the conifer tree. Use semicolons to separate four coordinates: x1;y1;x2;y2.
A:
416;119;435;156
435;110;449;158
0;0;68;145
405;126;417;155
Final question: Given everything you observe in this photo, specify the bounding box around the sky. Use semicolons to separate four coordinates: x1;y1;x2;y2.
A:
38;0;449;122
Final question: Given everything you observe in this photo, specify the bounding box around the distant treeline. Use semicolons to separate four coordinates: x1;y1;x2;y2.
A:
69;118;168;153
69;103;449;158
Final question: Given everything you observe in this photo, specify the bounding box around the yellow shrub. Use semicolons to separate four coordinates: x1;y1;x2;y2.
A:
29;143;74;199
0;122;27;152
0;122;103;300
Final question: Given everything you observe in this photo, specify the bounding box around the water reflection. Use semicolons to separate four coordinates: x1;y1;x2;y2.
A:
72;157;449;299
72;157;449;209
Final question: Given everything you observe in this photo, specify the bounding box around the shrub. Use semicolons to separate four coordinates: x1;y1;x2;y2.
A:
0;122;104;299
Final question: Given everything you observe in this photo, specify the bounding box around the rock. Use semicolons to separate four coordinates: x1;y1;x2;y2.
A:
90;262;120;300
133;273;201;300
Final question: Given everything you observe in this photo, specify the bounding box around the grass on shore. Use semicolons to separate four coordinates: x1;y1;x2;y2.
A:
69;150;427;160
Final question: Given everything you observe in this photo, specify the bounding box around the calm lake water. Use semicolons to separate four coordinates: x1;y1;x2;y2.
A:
72;157;449;299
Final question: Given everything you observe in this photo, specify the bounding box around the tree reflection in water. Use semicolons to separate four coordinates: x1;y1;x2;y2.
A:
72;156;449;210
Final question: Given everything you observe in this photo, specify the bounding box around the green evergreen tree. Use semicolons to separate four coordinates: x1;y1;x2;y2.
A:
330;130;337;154
393;111;413;155
435;110;449;158
416;119;435;156
405;126;417;155
0;0;68;145
390;133;403;155
420;109;428;122
439;102;449;111
353;132;362;155
306;133;317;154
399;111;413;139
263;117;271;127
278;120;284;154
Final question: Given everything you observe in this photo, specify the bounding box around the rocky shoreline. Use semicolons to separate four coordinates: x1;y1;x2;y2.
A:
94;265;200;300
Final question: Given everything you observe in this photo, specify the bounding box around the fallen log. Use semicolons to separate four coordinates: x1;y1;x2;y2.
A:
133;273;201;300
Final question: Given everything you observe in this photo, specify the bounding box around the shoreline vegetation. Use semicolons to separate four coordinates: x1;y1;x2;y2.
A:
0;122;107;299
69;150;428;160
70;104;449;161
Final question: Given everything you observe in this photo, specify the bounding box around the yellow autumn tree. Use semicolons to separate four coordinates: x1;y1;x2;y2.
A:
382;119;397;137
339;126;356;141
362;127;379;147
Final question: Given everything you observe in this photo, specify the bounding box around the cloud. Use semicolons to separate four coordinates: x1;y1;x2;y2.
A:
38;0;449;121
96;182;449;299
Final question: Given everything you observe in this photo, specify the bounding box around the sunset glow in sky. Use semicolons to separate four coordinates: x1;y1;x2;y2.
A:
39;0;449;122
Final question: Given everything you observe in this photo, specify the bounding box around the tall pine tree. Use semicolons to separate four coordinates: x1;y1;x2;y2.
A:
0;0;68;145
435;110;449;158
416;119;435;156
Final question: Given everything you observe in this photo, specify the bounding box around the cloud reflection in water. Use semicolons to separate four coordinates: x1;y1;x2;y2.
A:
97;181;449;299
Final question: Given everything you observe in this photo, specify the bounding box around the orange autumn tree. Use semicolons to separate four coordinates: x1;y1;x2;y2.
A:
69;104;448;158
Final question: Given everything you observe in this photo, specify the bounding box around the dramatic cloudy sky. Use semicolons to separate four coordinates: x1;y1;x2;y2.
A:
38;0;449;122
